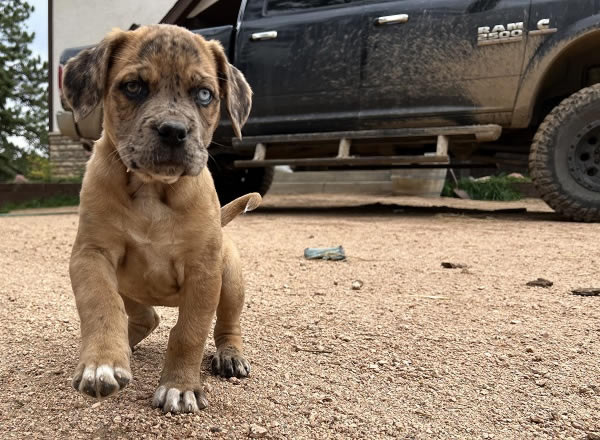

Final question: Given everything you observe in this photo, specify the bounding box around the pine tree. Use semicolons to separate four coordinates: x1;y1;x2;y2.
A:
0;0;49;180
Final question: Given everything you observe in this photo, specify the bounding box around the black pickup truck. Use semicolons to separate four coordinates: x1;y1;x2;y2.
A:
57;0;600;221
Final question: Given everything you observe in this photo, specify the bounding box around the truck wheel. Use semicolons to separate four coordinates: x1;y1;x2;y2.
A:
209;155;274;205
530;84;600;221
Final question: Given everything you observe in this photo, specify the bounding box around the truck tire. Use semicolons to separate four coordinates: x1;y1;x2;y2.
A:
209;155;274;205
530;84;600;222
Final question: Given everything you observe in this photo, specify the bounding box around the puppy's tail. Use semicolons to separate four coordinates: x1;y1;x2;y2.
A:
221;192;262;226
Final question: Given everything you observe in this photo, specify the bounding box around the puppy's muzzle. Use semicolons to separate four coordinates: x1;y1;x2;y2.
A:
156;120;188;149
152;120;190;166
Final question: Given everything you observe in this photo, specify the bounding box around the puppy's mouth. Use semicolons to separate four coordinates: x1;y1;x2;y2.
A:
127;161;180;179
130;169;182;184
120;144;207;183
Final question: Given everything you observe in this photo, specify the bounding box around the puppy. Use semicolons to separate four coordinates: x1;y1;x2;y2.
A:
62;24;255;413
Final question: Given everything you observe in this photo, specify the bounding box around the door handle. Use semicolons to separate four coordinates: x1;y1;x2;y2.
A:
375;14;409;25
251;31;278;41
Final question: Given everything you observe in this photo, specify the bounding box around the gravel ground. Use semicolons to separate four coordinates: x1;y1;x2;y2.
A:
0;194;599;440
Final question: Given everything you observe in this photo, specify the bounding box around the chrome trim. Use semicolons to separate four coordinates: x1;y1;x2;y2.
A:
478;36;524;46
376;14;409;25
250;31;278;41
529;28;558;36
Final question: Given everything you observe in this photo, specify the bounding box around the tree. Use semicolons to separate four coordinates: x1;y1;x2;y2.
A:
0;0;48;181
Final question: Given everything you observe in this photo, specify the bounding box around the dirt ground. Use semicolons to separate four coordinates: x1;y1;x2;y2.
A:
0;194;599;440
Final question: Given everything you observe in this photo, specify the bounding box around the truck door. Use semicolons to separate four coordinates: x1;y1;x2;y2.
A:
360;0;532;129
235;0;364;135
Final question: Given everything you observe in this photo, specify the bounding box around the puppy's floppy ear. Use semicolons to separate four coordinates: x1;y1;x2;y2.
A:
62;29;127;122
208;40;253;139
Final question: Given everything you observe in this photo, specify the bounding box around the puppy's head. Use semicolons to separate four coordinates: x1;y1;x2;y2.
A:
62;25;252;183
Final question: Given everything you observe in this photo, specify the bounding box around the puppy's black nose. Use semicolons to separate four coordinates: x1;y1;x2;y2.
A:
157;121;188;146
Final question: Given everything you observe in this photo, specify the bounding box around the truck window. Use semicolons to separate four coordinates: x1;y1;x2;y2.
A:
177;0;242;29
267;0;355;12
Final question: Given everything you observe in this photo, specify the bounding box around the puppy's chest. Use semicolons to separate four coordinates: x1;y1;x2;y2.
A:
117;187;187;306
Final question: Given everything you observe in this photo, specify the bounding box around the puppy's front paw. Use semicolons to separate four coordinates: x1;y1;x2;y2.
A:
72;362;131;398
152;384;208;413
211;346;250;378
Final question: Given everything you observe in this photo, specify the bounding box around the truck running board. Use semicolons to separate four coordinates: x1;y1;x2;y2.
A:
233;124;502;168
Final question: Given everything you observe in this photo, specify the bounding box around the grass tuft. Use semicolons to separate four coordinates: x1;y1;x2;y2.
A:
442;174;530;201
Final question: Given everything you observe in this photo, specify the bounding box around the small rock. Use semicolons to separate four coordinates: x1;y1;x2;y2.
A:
313;291;326;296
441;262;467;269
333;281;338;286
535;380;547;387
529;415;544;424
572;421;586;430
510;320;521;325
532;355;543;362
339;335;351;342
228;377;241;385
368;363;379;370
572;288;600;297
588;433;600;440
351;280;363;290
526;278;553;288
210;426;222;433
91;402;102;409
248;424;268;438
113;416;121;423
525;347;534;353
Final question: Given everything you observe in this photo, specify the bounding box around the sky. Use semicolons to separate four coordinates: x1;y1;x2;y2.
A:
26;0;48;61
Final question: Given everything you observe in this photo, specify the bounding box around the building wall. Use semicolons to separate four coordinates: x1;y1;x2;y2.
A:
48;133;90;179
51;0;175;131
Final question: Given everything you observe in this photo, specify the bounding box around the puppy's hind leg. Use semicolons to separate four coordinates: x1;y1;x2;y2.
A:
122;296;160;350
211;235;250;378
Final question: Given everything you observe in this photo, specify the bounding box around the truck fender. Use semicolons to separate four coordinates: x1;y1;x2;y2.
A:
511;14;600;128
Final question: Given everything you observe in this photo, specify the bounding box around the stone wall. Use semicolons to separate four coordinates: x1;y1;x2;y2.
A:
49;133;90;179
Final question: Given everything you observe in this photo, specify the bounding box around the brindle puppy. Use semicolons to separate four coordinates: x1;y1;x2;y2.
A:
62;24;254;413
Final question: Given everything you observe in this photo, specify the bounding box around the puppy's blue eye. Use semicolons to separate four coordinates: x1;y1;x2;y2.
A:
195;88;213;106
